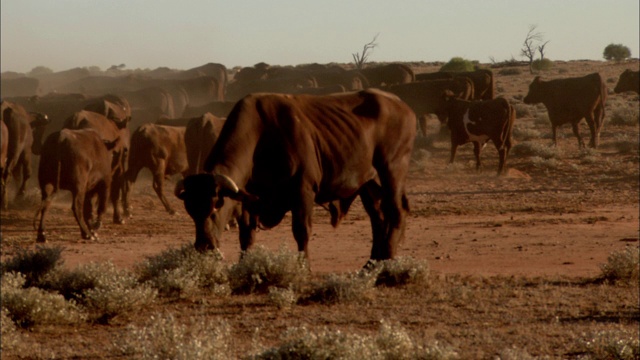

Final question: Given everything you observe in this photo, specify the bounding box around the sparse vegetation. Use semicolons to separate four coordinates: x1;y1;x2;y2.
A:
599;247;639;284
439;57;475;72
531;58;554;71
511;141;563;159
300;270;378;304
608;107;640;126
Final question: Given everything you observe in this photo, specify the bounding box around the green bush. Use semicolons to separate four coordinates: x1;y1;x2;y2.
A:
1;246;64;287
440;57;475;72
227;246;309;294
135;244;229;298
531;58;554;71
1;272;85;328
603;43;632;62
114;313;231;360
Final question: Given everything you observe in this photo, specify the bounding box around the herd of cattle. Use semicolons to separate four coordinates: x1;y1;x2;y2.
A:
0;62;638;266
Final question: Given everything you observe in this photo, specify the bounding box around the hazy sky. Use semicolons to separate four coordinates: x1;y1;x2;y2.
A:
2;0;638;73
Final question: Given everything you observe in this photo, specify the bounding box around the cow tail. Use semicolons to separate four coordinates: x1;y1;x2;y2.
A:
504;104;516;150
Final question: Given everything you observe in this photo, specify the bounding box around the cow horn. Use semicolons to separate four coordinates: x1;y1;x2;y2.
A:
213;174;239;194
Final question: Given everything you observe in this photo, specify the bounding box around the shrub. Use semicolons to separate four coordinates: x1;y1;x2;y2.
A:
603;43;632;62
268;286;298;309
227;246;309;294
1;246;64;287
252;322;459;360
513;104;532;119
439;57;475;72
300;270;378;305
371;257;429;287
114;313;232;360
599;247;639;283
135;244;229;298
512;125;541;141
576;329;639;360
511;141;562;159
1;272;85;328
531;58;554;71
0;308;20;351
498;67;522;76
608;108;640;126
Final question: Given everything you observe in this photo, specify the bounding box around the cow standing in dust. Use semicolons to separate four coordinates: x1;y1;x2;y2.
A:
523;72;607;148
176;89;416;267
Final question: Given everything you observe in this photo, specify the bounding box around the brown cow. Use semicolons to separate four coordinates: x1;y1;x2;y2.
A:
175;89;416;266
124;123;188;215
1;101;50;209
1;120;8;197
184;113;226;175
523;72;607;148
382;78;474;137
416;69;494;100
34;129;118;242
360;63;415;87
181;100;237;119
441;93;515;174
614;69;639;94
64;110;130;224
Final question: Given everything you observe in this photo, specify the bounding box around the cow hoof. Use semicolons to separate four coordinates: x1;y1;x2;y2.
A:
92;220;102;231
168;209;177;216
113;217;126;225
36;233;47;243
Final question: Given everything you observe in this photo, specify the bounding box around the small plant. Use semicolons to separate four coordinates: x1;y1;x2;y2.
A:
300;270;378;305
440;57;475;72
227;245;309;294
114;313;232;360
603;43;632;62
0;308;20;351
531;58;553;71
371;257;429;287
511;141;562;159
608;108;640;126
576;329;639;360
135;244;229;298
599;247;639;283
1;272;85;328
513;104;533;119
268;286;298;309
498;67;522;76
1;245;64;287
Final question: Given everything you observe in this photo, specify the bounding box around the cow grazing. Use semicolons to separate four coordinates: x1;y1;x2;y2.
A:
34;129;118;242
175;89;416;266
614;69;639;94
184;113;226;175
416;69;494;100
523;72;607;148
442;93;515;174
1;101;50;209
124;123;188;216
64;110;130;224
382;78;474;137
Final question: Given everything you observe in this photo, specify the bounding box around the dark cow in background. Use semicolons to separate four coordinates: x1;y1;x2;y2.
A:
441;93;515;174
184;113;226;175
176;89;416;266
182;100;237;119
34;129;119;242
1;101;50;209
1;77;40;97
524;72;607;148
614;69;639;94
382;78;474;137
124;123;188;216
416;69;495;100
64;110;130;224
360;63;415;87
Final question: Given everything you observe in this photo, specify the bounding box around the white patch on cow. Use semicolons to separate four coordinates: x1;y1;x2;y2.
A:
462;110;489;145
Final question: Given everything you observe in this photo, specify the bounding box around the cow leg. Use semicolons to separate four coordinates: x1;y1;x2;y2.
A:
111;174;125;224
93;181;109;237
571;122;585;148
123;164;142;218
473;142;482;171
238;208;258;254
359;181;385;262
418;115;428;137
290;187;315;262
449;143;459;165
551;124;559;147
15;152;31;199
372;164;409;261
83;192;96;230
496;142;508;175
152;160;176;215
71;190;95;240
585;113;599;148
35;184;55;243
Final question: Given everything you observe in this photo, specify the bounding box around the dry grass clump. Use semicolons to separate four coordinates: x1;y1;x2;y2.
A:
251;321;458;360
267;286;298;309
0;308;20;352
372;257;430;287
511;141;563;159
300;270;378;305
512;123;541;141
608;107;640;126
227;245;309;294
135;244;230;298
114;313;232;360
513;103;533;119
1;272;85;328
598;247;639;284
576;329;639;360
1;245;64;287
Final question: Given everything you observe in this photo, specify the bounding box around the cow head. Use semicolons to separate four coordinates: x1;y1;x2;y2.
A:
523;76;543;104
175;173;250;252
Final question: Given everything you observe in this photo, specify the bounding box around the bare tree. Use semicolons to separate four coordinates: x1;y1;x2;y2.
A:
538;40;550;60
352;34;379;70
521;25;543;74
